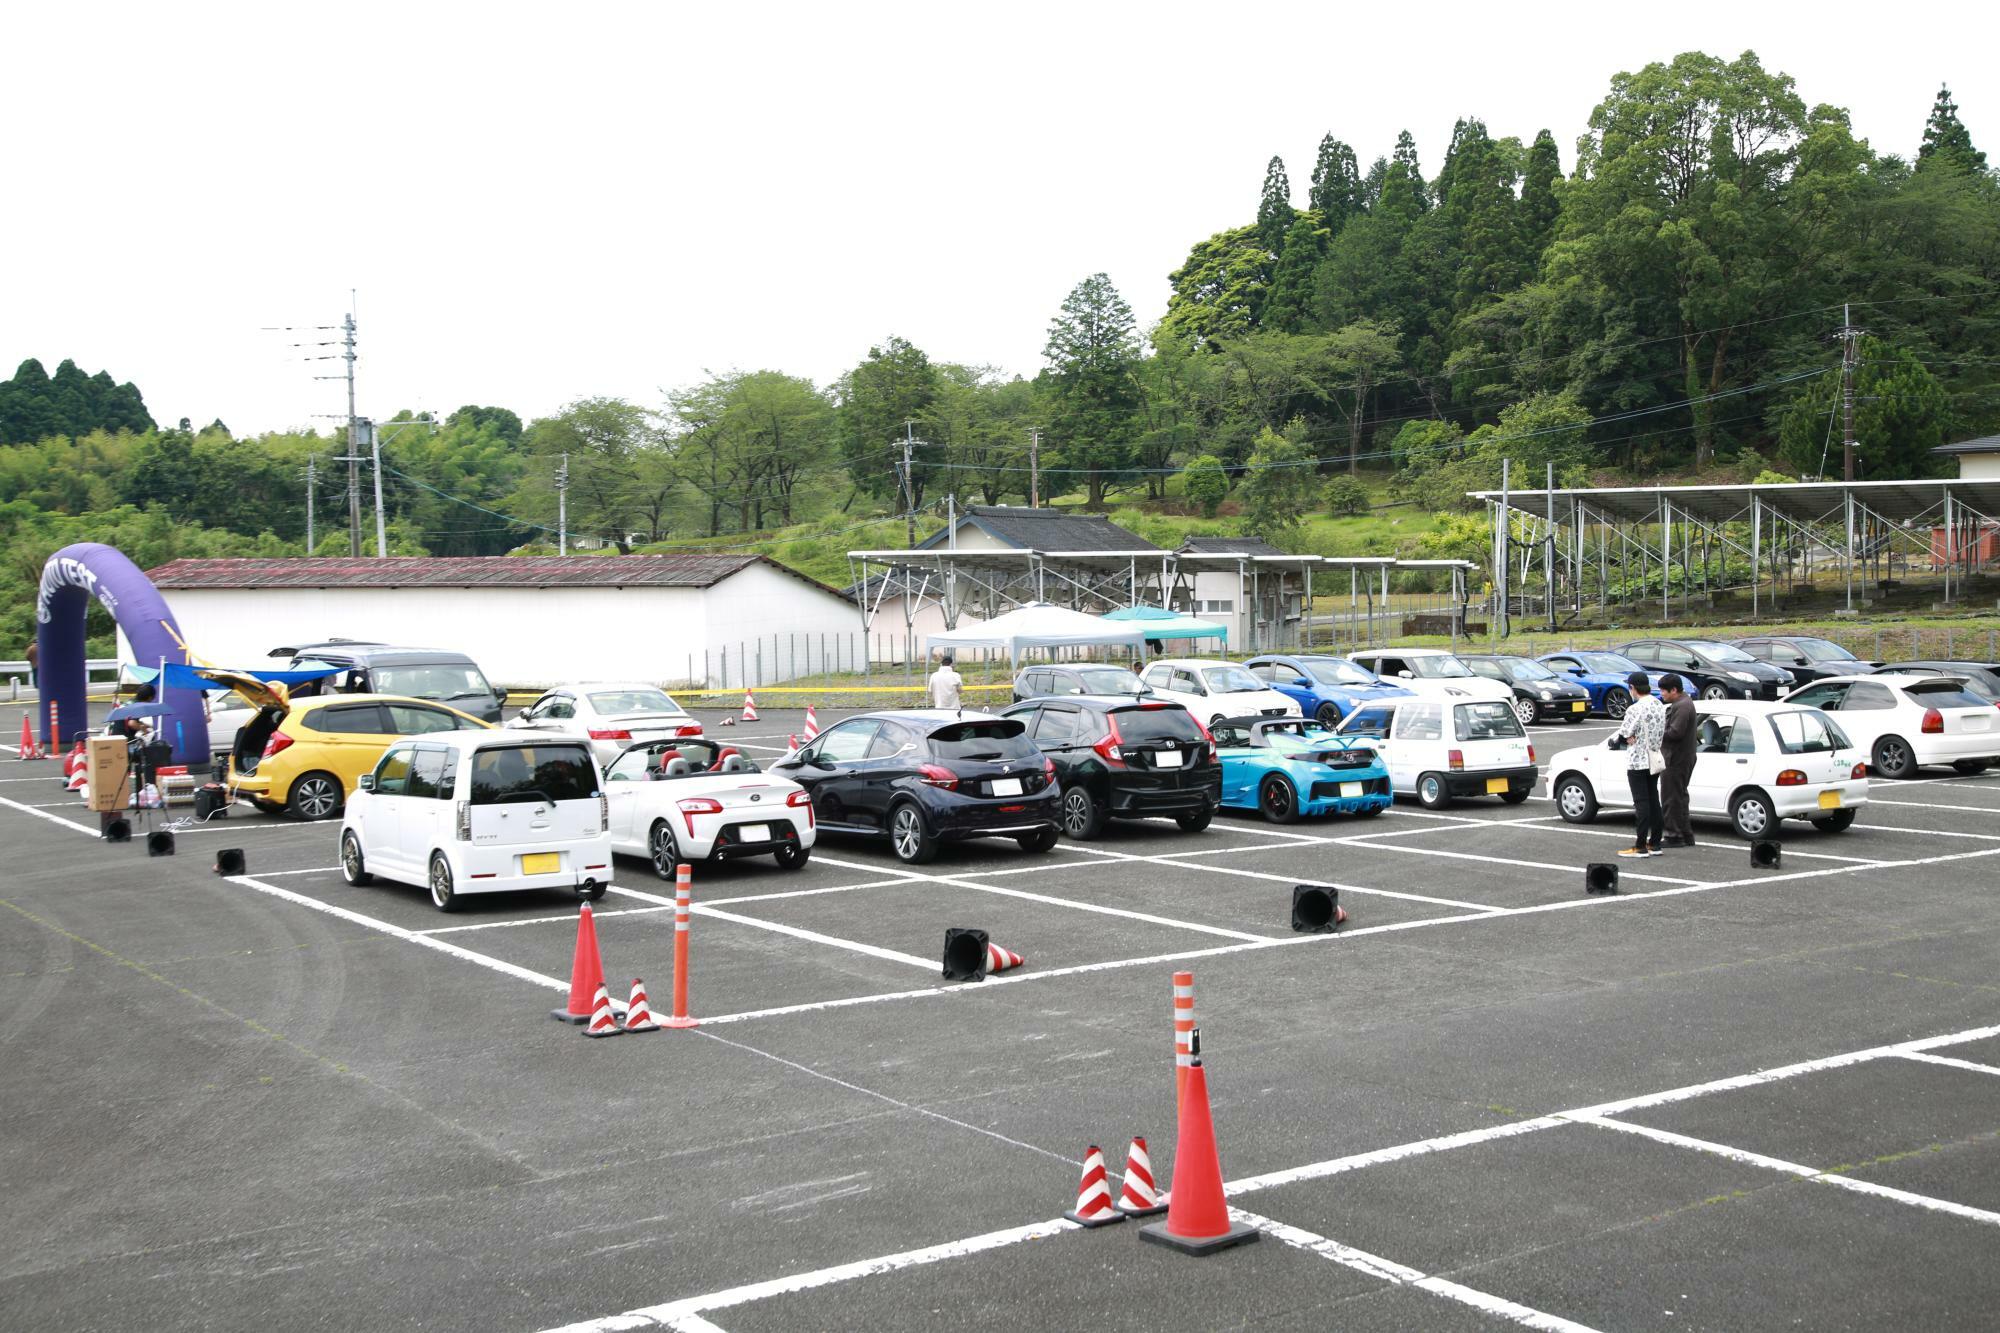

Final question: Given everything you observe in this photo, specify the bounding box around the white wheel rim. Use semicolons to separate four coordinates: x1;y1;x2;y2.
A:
1739;801;1769;835
300;778;336;818
430;859;451;905
342;836;360;877
1514;700;1536;725
893;810;921;858
1559;784;1586;818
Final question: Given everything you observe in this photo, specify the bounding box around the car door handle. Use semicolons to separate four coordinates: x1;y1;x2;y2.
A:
1735;758;1748;764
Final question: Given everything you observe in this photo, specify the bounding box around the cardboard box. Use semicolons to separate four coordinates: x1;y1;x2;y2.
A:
86;736;130;814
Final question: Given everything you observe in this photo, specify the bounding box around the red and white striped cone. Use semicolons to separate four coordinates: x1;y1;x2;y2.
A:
1174;971;1196;1099
66;767;88;793
623;978;660;1033
17;713;44;760
985;943;1025;974
741;690;759;722
786;734;798;752
803;704;820;740
583;984;621;1038
64;741;86;779
1116;1135;1168;1216
720;716;736;727
1062;1145;1125;1228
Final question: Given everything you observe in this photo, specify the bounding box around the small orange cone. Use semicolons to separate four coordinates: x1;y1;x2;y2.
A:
583;984;621;1038
720;716;736;727
1140;1044;1259;1255
64;740;86;779
17;713;44;760
624;978;660;1033
66;768;88;793
786;733;798;751
551;904;608;1024
803;704;820;739
1062;1145;1124;1228
741;690;759;722
1115;1136;1167;1217
985;943;1025;974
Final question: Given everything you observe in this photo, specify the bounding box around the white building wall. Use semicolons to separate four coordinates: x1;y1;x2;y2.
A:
1958;454;2000;481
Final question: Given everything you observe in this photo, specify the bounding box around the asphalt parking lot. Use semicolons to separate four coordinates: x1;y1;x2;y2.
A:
5;703;2000;1330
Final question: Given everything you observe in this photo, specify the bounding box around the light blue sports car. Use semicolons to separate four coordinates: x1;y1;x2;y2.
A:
1210;715;1393;823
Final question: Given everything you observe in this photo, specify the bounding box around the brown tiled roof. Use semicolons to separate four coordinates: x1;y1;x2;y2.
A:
147;554;847;597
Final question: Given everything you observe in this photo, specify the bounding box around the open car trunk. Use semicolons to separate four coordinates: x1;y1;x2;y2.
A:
231;706;285;776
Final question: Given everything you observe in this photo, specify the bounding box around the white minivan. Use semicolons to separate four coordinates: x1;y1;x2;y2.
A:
341;732;614;912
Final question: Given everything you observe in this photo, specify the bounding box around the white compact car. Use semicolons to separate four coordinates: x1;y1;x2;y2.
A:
602;738;815;875
1343;648;1515;706
1543;700;1869;839
1335;696;1537;807
1139;658;1302;728
509;682;704;766
341;732;613;912
1783;674;2000;779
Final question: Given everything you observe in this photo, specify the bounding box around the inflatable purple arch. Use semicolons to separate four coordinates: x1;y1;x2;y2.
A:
35;543;209;767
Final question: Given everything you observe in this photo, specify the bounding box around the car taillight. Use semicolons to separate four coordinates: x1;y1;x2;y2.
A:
262;730;294;759
1095;714;1127;766
455;799;471;841
1528;744;1536;763
1776;768;1807;786
787;788;814;828
1043;757;1057;783
1852;761;1867;780
1190;714;1217;761
587;728;631;741
677;795;722;835
1921;708;1943;734
677;723;704;736
598;791;609;832
918;763;959;791
1448;749;1464;771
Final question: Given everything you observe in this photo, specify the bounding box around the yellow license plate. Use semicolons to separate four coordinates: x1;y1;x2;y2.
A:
1572;701;1587;712
521;852;560;875
1818;791;1842;810
1486;777;1510;795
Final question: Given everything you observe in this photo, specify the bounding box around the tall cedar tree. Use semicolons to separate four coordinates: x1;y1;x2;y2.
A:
1263;216;1324;333
1307;136;1365;238
1043;274;1142;508
1255;156;1295;257
1518;130;1561;258
1918;86;1987;174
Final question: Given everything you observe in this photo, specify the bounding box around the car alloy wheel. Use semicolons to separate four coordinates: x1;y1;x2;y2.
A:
1315;703;1341;727
290;772;342;820
1418;773;1450;809
1873;736;1916;780
1603;688;1629;719
1700;682;1729;701
1061;788;1103;839
649;820;681;879
340;830;372;885
1511;697;1537;727
1258;775;1297;824
890;804;934;864
428;853;459;912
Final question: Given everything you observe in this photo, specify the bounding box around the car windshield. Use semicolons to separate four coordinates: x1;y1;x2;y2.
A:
1575;652;1643;674
1201;665;1267;693
928;720;1040;763
1409;656;1473;679
1494;658;1556;682
1792;638;1857;660
586;688;686;716
1075;667;1145;694
468;743;600;803
372;663;494;701
1303;659;1376;686
1454;701;1525;740
1686;641;1754;664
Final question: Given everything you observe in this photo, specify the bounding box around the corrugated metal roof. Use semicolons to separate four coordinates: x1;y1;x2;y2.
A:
147;554;848;597
1179;536;1285;555
917;505;1159;553
1934;434;2000;456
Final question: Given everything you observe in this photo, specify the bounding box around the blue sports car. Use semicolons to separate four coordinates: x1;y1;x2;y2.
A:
1245;654;1414;727
1211;715;1393;823
1536;650;1670;720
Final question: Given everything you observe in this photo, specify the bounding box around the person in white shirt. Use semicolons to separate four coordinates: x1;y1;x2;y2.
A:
927;654;963;710
1614;672;1667;858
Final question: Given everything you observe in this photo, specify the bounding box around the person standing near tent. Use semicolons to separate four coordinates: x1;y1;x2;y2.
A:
927;654;963;710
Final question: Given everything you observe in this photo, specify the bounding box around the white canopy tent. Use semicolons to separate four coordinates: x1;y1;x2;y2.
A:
924;602;1149;661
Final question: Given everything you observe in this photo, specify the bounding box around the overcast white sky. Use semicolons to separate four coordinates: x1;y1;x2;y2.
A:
3;1;1993;437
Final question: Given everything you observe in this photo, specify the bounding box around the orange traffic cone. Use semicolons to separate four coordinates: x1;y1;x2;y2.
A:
1062;1145;1124;1228
583;985;621;1038
1115;1136;1166;1217
66;768;88;793
63;740;86;779
551;904;608;1024
985;943;1025;974
1139;1050;1259;1255
17;713;44;760
786;733;798;751
741;690;759;722
803;704;820;739
624;978;660;1033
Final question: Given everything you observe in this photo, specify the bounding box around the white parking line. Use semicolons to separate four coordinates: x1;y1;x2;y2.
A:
1863;797;2000;814
607;884;937;970
1896;1051;2000;1078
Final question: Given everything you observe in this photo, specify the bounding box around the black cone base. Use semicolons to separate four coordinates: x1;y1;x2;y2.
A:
1063;1208;1125;1228
1139;1219;1261;1255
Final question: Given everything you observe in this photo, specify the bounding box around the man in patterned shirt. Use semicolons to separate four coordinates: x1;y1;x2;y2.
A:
1614;671;1666;857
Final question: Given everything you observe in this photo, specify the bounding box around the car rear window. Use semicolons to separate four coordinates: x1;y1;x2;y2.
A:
1112;707;1205;743
927;720;1040;763
1768;710;1847;754
468;743;600;804
1454;702;1524;740
1905;681;1991;709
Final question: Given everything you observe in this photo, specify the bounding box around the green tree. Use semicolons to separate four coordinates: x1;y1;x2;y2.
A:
1161;225;1267;350
1518;130;1561;258
1307;135;1365;238
1322;473;1370;516
836;336;939;508
1917;85;1986;174
1263;216;1323;333
1043;273;1142;507
512;397;665;551
1325;320;1403;473
0;357;151;444
1182;453;1229;516
1776;339;1954;479
1255;155;1295;257
1235;426;1314;541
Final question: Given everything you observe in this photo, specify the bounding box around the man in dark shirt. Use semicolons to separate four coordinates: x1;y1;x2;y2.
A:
1659;674;1699;846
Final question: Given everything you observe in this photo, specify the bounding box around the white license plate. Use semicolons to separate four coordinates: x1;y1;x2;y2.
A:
1339;781;1362;798
736;823;771;842
1962;715;1990;732
989;778;1024;797
1154;750;1184;769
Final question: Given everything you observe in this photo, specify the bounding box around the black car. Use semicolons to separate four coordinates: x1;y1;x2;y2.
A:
1732;635;1879;682
1459;654;1593;726
999;697;1219;838
769;710;1060;864
271;640;505;723
1618;639;1795;700
1871;661;2000;702
1011;662;1149;703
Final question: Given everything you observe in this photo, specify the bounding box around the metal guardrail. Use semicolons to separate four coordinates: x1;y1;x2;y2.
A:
2;659;122;701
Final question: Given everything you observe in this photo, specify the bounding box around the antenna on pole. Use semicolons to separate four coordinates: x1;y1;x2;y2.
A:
342;306;360;555
306;455;317;553
1029;428;1041;508
900;420;930;549
557;453;570;556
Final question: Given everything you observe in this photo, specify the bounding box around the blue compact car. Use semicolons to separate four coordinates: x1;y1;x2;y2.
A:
1211;715;1392;823
1536;650;1669;719
1245;654;1414;727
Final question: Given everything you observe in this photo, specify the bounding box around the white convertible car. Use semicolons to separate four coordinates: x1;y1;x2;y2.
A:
602;738;815;876
1542;700;1869;839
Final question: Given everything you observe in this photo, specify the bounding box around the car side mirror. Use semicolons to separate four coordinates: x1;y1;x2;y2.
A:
357;774;375;792
1397;670;1414;679
806;753;832;768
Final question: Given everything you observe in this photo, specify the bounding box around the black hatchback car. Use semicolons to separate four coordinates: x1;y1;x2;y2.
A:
768;710;1060;864
1459;654;1593;725
1011;662;1149;703
1618;639;1795;700
1732;635;1879;682
1000;697;1220;838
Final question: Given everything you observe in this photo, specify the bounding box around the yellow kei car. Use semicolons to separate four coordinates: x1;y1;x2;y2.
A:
222;683;491;819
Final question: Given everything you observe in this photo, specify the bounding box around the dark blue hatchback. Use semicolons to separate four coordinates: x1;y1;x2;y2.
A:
1245;654;1414;726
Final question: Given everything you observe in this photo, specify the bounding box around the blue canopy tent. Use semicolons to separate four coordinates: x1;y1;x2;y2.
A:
124;662;341;692
1101;605;1228;643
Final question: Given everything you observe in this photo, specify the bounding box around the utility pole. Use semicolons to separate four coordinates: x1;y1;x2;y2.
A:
1029;428;1041;508
366;420;388;557
306;455;316;553
556;453;569;556
342;309;360;556
901;420;922;549
1837;303;1865;482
